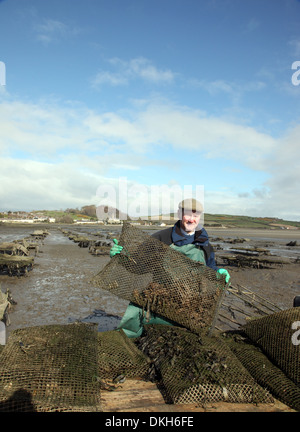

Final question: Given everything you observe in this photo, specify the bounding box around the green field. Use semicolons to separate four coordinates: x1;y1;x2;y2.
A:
147;212;300;229
203;214;300;229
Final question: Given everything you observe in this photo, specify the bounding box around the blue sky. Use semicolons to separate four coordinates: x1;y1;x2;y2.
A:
1;0;300;220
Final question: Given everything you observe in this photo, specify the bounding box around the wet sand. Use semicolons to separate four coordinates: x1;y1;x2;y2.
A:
1;224;300;338
0;224;128;337
208;227;300;312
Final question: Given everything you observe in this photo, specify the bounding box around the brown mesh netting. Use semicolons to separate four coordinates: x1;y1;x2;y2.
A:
223;331;300;412
92;222;226;334
97;329;150;380
241;308;300;387
0;323;101;412
135;324;273;405
1;316;299;410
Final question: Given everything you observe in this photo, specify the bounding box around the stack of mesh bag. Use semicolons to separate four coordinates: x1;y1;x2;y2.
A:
227;308;300;411
0;323;151;412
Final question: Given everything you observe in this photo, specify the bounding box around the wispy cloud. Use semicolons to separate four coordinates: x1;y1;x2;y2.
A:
245;18;260;32
288;39;300;57
34;18;81;44
91;71;128;87
92;57;176;88
123;57;175;83
187;78;266;100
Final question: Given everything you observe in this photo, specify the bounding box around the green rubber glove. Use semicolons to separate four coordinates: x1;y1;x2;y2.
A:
109;238;123;258
217;268;231;284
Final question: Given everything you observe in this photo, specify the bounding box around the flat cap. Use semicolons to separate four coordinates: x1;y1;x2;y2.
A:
178;198;203;213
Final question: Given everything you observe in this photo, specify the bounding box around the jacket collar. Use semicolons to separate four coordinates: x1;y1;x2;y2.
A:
172;220;208;244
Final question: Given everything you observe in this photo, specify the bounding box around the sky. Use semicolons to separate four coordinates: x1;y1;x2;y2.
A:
1;0;300;220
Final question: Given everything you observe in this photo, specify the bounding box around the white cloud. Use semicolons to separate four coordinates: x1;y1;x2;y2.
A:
187;78;266;103
125;57;175;83
204;121;300;220
136;103;275;169
203;188;270;218
34;18;81;44
1;96;300;219
92;57;176;88
260;124;300;218
0;99;110;159
92;71;128;87
0;156;103;211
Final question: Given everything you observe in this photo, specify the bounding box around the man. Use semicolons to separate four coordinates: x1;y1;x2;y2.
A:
110;198;230;337
152;198;221;272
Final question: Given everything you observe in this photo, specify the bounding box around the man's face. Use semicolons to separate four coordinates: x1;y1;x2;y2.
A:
178;209;201;233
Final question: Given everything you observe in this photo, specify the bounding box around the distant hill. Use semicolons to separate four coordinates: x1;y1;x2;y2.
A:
14;207;300;229
38;206;129;222
140;213;300;229
203;214;300;229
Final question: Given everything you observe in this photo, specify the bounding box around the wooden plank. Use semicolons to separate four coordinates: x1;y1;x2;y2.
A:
101;379;166;412
100;379;294;412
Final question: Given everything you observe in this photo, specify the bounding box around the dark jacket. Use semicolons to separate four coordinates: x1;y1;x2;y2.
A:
152;220;218;271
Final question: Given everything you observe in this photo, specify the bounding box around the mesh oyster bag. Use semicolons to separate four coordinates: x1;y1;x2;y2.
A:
97;329;151;380
135;324;273;405
242;308;300;387
92;223;226;334
224;332;300;412
0;323;101;412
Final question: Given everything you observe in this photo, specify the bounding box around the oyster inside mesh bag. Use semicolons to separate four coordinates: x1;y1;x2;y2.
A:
92;223;226;334
97;329;151;380
224;331;300;412
135;324;273;405
0;323;101;412
242;307;300;387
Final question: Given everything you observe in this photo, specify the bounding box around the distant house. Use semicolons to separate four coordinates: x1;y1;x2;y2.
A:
107;218;121;224
1;219;34;223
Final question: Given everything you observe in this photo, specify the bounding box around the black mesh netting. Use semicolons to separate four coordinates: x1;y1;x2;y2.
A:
241;308;300;387
1;314;300;410
92;222;226;334
0;323;101;412
223;331;300;412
